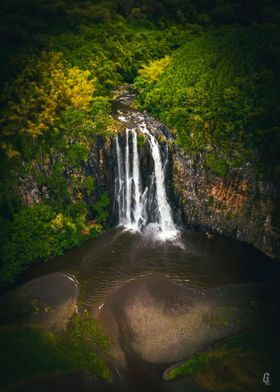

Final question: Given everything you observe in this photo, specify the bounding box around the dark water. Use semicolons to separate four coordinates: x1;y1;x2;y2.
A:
23;228;278;313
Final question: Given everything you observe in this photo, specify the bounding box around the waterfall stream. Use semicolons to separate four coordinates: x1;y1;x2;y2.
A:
115;116;179;241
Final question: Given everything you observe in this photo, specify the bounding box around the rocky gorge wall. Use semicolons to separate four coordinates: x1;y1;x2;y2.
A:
16;87;280;260
172;151;280;259
112;87;280;259
17;135;116;223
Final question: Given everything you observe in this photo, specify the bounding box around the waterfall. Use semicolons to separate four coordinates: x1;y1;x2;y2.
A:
131;129;144;228
124;129;132;225
115;136;124;224
115;119;179;241
139;123;178;240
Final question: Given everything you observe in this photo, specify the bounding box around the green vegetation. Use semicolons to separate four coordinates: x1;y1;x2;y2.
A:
135;26;280;178
165;330;280;391
137;134;147;147
0;3;198;284
0;44;112;283
58;311;111;380
92;193;110;225
1;204;102;283
0;312;110;388
0;0;279;283
0;326;73;388
0;1;279;390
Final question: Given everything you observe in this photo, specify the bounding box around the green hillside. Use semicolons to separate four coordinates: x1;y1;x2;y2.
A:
1;0;279;283
135;26;280;177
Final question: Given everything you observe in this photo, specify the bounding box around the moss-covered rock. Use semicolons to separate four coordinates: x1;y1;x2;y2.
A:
163;330;280;391
0;273;79;331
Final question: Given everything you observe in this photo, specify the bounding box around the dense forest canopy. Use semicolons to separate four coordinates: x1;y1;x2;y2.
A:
1;0;279;35
134;26;280;176
0;0;279;283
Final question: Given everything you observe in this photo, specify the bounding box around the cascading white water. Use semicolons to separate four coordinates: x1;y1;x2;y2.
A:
115;118;179;241
115;136;124;224
124;129;132;225
139;123;179;240
116;128;146;230
131;129;144;228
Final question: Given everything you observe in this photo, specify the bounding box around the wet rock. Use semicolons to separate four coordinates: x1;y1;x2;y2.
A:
172;153;280;259
97;274;260;366
0;273;79;331
113;87;280;259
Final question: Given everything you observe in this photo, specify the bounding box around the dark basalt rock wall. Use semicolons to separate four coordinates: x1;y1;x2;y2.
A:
18;135;116;223
172;152;280;259
113;88;280;258
108;109;280;259
17;85;280;259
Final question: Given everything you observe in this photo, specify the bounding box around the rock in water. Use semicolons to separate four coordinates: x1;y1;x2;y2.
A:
0;273;79;331
97;274;259;365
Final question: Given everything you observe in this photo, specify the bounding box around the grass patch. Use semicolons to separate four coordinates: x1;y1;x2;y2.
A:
58;310;111;381
0;326;73;388
0;311;111;388
166;330;280;391
137;134;148;147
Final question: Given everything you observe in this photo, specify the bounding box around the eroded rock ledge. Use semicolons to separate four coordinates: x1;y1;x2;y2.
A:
172;153;280;260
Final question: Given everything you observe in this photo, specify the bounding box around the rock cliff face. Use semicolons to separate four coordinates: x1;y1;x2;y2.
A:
172;152;280;259
112;87;280;259
16;85;280;259
18;136;115;221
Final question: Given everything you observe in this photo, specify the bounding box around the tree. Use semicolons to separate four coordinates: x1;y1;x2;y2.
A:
2;51;96;142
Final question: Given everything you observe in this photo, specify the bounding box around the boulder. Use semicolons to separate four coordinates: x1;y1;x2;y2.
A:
97;274;260;365
0;273;79;331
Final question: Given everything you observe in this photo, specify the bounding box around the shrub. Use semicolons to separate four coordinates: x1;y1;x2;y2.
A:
1;203;101;283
